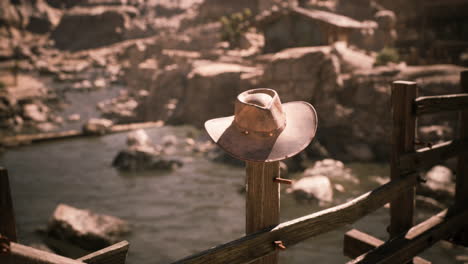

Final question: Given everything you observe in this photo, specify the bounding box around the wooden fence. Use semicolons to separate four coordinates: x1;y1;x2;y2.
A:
168;70;468;264
0;168;130;264
0;71;467;264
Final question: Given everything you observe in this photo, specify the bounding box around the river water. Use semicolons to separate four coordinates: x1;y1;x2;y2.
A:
1;124;466;264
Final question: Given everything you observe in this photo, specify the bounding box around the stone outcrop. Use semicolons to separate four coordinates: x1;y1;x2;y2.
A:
0;0;61;33
338;63;466;160
112;129;183;171
46;204;129;251
144;61;259;127
51;6;138;50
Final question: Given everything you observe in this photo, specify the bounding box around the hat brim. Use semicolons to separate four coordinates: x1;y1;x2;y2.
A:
204;102;317;162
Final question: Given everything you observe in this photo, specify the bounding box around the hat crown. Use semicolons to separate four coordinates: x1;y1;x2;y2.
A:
234;89;286;134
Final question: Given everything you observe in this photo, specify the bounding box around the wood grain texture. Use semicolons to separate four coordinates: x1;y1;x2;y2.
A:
245;161;280;264
343;229;430;264
170;172;419;264
399;139;468;172
415;93;468;115
454;70;468;245
347;209;468;264
11;242;84;264
390;81;417;238
77;241;129;264
0;168;17;242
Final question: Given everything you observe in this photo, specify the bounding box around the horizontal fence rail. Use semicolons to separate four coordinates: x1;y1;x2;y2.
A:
7;240;129;264
10;242;85;264
348;208;468;264
171;172;419;264
399;139;468;172
343;229;430;264
415;93;468;115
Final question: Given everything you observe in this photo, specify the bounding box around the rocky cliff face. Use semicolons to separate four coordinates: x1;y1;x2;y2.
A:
1;0;466;162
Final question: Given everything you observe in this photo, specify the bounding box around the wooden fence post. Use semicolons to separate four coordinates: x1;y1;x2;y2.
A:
454;70;468;245
390;81;417;238
0;168;16;264
0;168;17;242
246;161;280;264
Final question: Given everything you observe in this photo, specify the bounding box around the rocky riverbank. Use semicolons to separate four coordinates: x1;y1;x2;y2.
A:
1;0;466;163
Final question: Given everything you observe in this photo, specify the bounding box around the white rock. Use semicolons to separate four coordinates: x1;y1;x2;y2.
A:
288;175;333;203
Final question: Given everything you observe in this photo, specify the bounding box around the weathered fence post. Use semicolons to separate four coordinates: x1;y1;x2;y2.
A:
246;161;280;263
0;168;17;242
390;82;417;237
0;168;16;264
454;70;468;245
204;88;317;264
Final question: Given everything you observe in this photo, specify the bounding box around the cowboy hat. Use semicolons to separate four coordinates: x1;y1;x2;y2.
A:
204;88;317;162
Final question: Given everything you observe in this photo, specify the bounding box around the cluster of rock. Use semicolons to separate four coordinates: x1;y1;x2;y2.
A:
287;159;358;205
1;0;466;163
285;158;456;212
112;129;183;171
0;0;209;135
0;74;65;133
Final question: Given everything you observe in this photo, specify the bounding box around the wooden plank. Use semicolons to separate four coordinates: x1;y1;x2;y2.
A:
245;161;280;264
11;242;84;264
0;121;163;147
170;172;419;264
454;70;468;245
0;168;17;242
77;241;129;264
390;81;417;239
344;229;383;259
399;139;468;172
0;130;82;147
347;209;468;264
343;229;430;264
415;93;468;115
108;121;163;133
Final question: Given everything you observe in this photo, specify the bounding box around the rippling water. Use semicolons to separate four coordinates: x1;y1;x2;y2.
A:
1;124;465;263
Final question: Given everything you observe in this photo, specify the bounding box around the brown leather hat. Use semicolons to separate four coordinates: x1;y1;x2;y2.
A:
204;88;318;162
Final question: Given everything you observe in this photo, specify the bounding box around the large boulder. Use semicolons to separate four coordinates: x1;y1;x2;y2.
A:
112;129;183;171
46;204;129;251
22;103;49;122
417;165;455;204
288;175;334;204
144;61;259;127
261;47;351;149
262;46;342;103
51;6;138;50
141;63;192;123
179;62;259;126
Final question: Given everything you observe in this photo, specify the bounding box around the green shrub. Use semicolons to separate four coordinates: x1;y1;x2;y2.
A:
375;47;400;66
220;8;252;48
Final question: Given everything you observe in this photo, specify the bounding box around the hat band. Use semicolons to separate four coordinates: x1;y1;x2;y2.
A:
234;121;286;137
